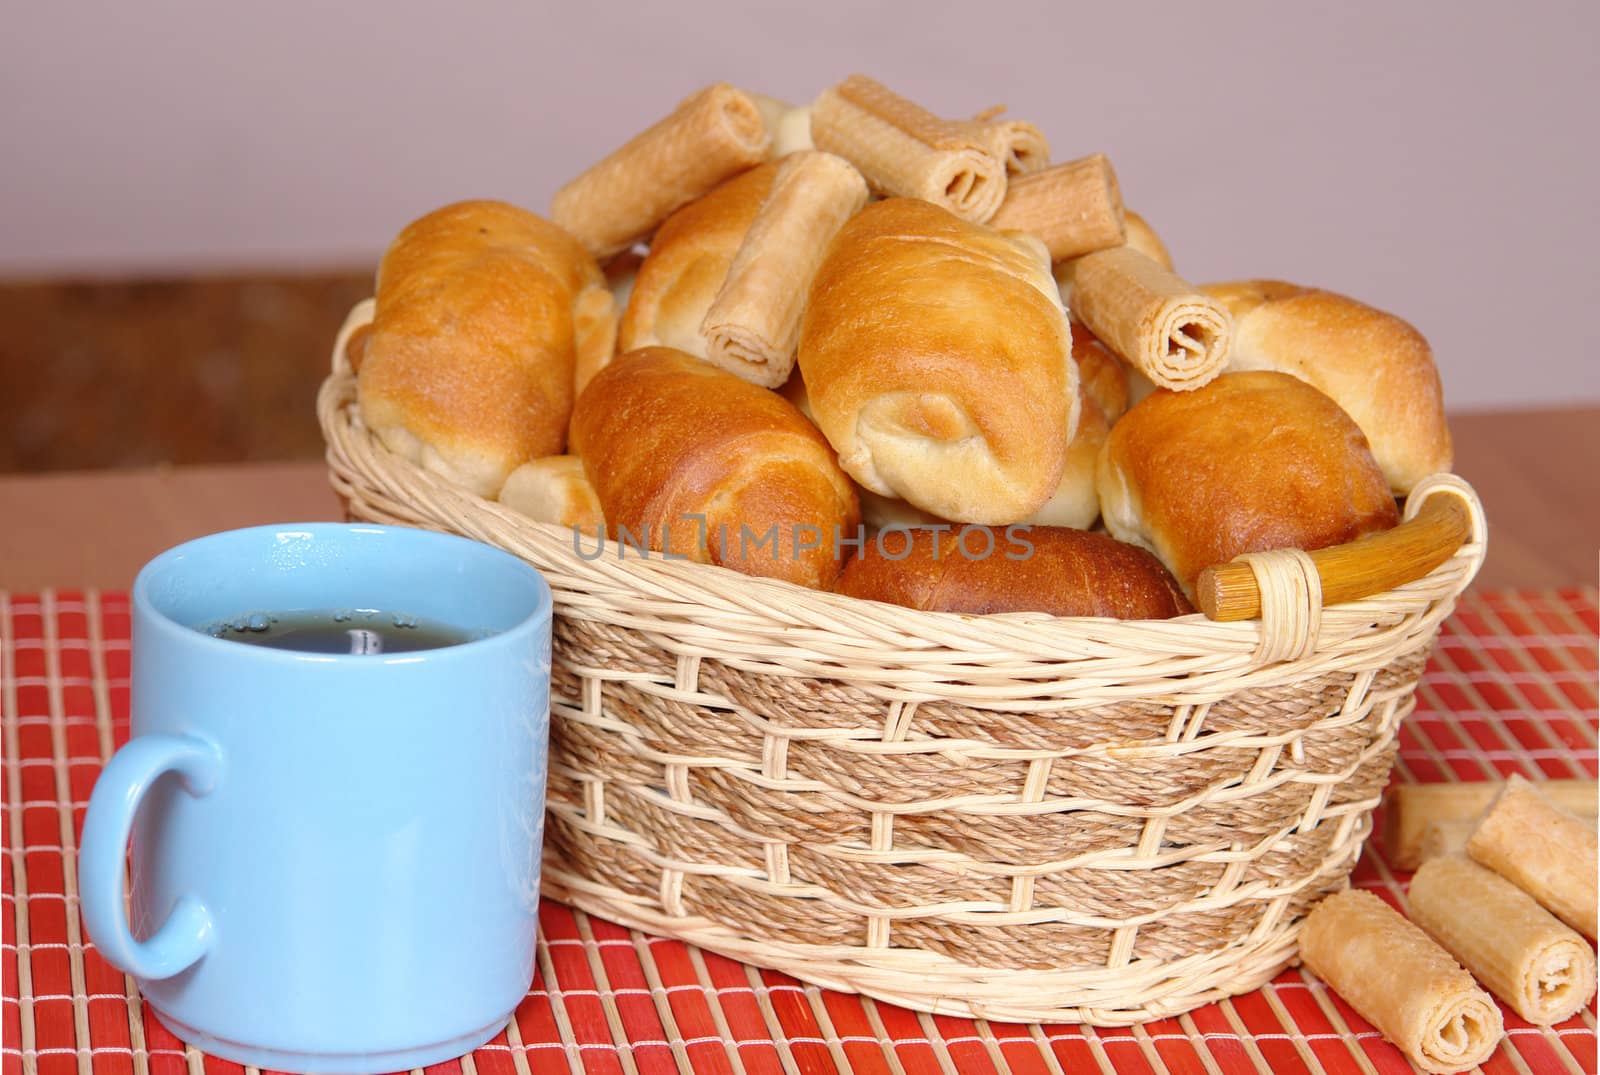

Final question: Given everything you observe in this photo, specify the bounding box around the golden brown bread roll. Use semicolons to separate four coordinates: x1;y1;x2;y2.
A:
618;163;779;359
798;198;1078;525
569;347;859;590
1202;280;1452;494
782;372;954;533
1098;370;1400;593
836;526;1193;619
781;369;951;535
357;200;610;497
497;455;604;532
1022;323;1129;529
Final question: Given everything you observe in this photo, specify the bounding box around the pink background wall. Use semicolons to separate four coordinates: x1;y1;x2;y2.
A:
2;1;1595;410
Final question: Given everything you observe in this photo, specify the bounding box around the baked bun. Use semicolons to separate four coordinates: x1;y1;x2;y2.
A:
357;200;611;496
1098;370;1400;593
569;346;859;590
497;455;604;532
836;526;1193;619
798;197;1078;524
1024;322;1130;528
1201;280;1451;494
617;162;779;358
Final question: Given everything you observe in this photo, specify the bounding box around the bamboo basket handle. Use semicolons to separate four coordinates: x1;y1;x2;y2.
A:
1196;486;1478;622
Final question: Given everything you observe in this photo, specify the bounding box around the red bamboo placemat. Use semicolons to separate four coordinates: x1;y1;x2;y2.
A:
3;588;1595;1075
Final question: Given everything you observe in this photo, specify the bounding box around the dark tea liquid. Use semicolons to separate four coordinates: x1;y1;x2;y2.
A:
200;609;479;654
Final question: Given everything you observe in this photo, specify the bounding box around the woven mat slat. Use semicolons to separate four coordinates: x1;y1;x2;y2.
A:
2;588;1595;1075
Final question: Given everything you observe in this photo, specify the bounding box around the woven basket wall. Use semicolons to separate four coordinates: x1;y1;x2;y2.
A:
317;307;1486;1024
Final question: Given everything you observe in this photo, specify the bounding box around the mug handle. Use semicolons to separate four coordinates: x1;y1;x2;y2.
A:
80;734;222;979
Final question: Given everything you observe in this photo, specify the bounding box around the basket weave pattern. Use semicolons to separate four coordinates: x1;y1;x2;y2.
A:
318;321;1485;1024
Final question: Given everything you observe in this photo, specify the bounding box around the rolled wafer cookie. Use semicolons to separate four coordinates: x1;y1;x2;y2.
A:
811;75;1006;223
968;105;1050;175
989;153;1125;262
1300;888;1502;1073
1062;245;1231;390
702;151;870;387
1410;855;1597;1025
551;83;770;260
1416;820;1474;864
1467;774;1598;939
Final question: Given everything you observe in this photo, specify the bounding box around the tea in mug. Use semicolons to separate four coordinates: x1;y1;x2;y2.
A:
201;609;478;655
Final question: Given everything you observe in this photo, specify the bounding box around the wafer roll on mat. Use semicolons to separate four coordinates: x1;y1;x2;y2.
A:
551;83;770;260
1023;322;1129;529
1202;280;1453;494
989;154;1125;263
1417;820;1475;864
357;200;605;497
799;198;1078;524
835;526;1192;619
811;75;1007;223
967;106;1050;175
701;151;869;387
1098;371;1399;594
1409;855;1597;1025
1468;775;1598;939
497;455;604;534
1064;245;1231;390
1384;779;1598;871
1300;889;1502;1073
1121;209;1174;270
570;346;859;590
619;162;779;359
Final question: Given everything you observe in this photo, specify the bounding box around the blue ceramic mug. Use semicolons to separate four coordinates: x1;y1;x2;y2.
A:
79;523;552;1073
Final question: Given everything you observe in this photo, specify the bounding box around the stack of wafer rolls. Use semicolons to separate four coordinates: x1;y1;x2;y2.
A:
1383;778;1598;870
811;75;1007;223
552;83;770;260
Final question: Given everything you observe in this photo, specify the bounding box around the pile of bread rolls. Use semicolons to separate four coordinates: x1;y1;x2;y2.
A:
348;76;1453;621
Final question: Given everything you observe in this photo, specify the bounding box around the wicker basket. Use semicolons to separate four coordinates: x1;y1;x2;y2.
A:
318;304;1486;1024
